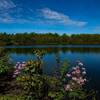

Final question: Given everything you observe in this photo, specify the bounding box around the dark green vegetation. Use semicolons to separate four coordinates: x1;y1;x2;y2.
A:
0;48;12;74
0;48;98;100
0;32;100;46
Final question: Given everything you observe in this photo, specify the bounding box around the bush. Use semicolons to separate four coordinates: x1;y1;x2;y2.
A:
0;48;10;74
12;50;97;100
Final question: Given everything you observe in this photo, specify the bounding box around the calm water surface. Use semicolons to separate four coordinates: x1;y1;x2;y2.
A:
1;45;100;92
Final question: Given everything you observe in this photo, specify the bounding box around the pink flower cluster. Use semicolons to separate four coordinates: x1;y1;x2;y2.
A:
13;62;26;78
65;61;87;91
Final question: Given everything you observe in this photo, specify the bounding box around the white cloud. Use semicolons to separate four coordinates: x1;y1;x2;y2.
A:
39;8;87;27
0;1;87;27
0;13;13;23
0;0;34;23
0;0;16;23
0;0;16;10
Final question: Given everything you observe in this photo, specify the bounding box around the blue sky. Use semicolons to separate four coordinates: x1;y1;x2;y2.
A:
0;0;100;34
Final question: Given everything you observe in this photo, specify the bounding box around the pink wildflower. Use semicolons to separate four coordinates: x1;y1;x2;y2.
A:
82;71;86;75
72;77;77;81
65;84;71;91
72;71;76;74
73;67;76;70
78;62;83;66
66;74;71;77
75;69;81;74
82;67;85;70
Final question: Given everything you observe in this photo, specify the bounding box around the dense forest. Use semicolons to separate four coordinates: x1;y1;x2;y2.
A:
0;32;100;46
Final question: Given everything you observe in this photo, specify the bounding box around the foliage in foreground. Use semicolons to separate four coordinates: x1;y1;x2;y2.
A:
0;49;97;100
0;95;25;100
0;48;11;74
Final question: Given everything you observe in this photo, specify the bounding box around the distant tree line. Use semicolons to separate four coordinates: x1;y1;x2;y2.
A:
0;32;100;45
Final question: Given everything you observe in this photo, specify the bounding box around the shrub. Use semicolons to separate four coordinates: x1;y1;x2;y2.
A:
0;48;10;74
12;50;97;100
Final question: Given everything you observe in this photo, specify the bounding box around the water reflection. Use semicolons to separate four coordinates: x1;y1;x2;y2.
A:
6;47;100;54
